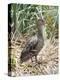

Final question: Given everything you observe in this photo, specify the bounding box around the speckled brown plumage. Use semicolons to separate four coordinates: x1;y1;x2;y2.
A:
20;18;44;63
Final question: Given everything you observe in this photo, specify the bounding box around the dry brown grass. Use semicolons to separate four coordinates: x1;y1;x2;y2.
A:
37;39;59;74
9;39;59;76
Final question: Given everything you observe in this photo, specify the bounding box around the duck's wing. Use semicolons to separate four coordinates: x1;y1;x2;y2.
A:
22;35;38;53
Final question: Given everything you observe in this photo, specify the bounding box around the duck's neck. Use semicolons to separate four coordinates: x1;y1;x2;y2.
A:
37;25;44;39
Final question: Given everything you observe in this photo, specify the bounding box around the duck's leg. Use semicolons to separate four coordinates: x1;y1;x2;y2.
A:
31;57;33;62
35;55;37;62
